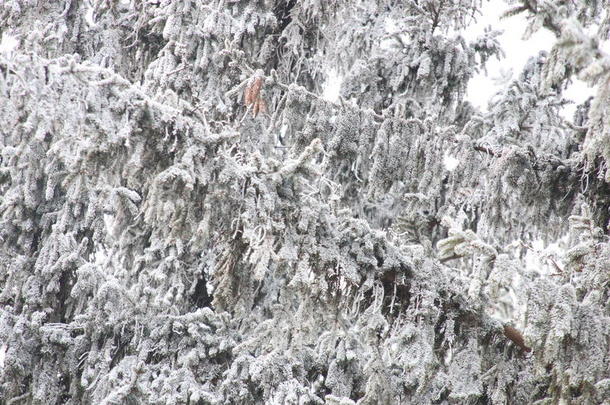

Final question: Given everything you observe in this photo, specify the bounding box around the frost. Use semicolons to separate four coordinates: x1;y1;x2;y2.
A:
0;1;608;404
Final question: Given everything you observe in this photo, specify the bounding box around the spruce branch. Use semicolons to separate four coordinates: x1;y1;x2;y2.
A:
272;138;323;182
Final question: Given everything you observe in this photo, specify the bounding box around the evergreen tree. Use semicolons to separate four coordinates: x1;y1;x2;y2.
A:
0;0;608;404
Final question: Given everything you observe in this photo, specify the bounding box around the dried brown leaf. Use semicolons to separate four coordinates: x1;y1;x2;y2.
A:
503;325;531;352
244;76;264;111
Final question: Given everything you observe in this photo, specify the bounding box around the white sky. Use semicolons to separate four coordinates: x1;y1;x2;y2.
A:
465;0;601;118
0;32;18;54
465;0;555;110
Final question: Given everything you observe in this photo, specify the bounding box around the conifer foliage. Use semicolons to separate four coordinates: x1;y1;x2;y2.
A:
1;0;609;404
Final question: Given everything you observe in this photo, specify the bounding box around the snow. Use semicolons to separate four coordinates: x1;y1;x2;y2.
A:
2;2;609;403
